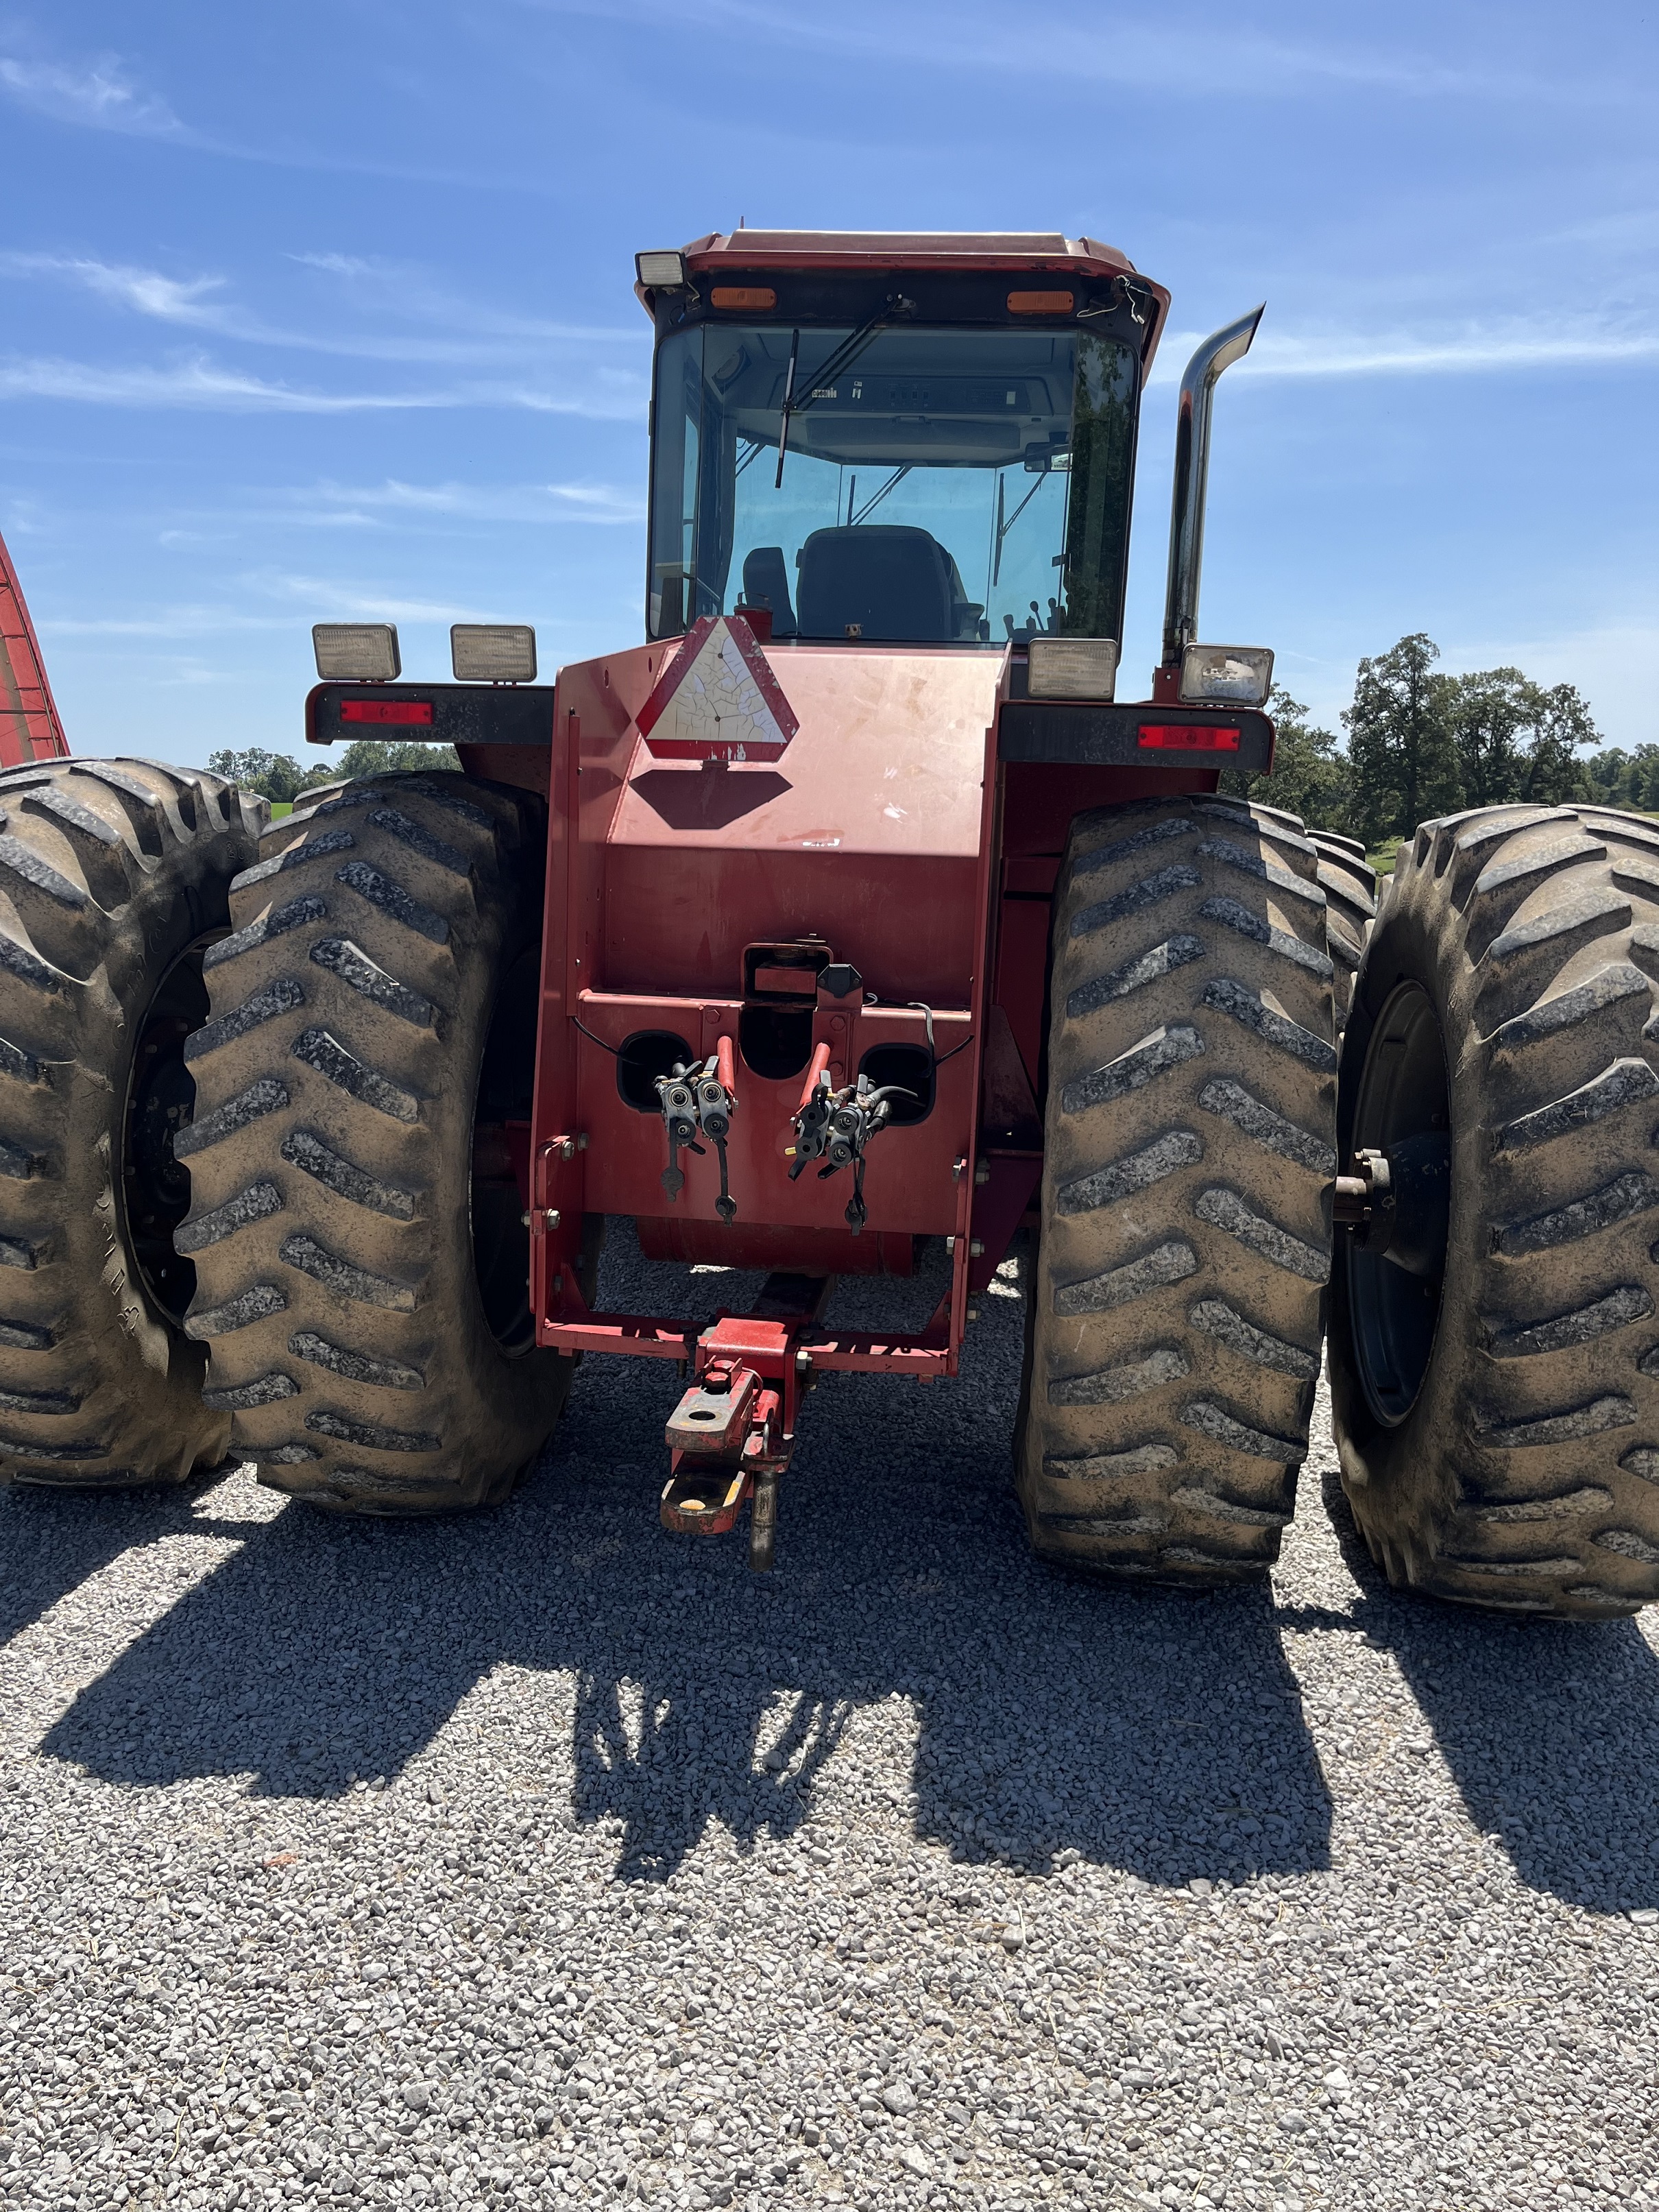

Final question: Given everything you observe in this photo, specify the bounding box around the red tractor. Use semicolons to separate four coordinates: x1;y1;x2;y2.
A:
3;230;1656;1622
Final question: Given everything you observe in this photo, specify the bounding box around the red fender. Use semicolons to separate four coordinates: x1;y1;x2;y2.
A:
0;529;69;764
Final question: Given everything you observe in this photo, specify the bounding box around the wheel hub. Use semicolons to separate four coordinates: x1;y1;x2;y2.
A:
1342;980;1451;1428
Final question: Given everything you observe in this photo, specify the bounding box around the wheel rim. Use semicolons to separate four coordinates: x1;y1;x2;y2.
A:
121;941;213;1326
1345;978;1451;1428
470;946;540;1358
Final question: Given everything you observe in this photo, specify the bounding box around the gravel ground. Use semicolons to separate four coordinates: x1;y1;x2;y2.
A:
3;1228;1659;2212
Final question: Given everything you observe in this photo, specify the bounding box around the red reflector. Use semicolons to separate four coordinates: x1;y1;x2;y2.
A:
1137;723;1241;752
339;698;434;726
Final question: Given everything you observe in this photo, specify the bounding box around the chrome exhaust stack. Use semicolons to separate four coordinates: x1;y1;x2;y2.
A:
1159;305;1263;670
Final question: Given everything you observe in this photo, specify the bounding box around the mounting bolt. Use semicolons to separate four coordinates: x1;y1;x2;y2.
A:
974;1159;991;1186
944;1235;956;1253
544;1209;561;1229
969;1239;984;1258
967;1304;981;1323
952;1157;968;1182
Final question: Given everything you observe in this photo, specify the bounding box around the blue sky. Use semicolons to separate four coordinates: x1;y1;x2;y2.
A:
1;1;1655;765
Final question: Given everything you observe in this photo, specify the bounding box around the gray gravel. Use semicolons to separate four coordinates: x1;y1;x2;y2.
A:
3;1227;1659;2211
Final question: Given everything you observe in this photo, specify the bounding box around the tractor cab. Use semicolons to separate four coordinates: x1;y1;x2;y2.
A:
637;233;1167;655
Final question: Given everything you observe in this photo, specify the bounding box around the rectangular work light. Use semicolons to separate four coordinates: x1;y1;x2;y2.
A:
1179;643;1274;708
635;250;688;291
451;624;537;683
1027;637;1119;701
313;623;400;682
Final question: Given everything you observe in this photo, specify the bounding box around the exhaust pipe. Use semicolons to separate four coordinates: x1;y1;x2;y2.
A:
1159;306;1263;670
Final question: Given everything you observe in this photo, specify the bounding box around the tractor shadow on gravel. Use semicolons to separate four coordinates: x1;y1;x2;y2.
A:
0;1478;205;1650
36;1238;1335;1893
1303;1463;1659;1916
36;1236;1337;1890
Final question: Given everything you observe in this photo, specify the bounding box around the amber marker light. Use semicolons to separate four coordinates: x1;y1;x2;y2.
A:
1008;290;1074;313
711;287;777;311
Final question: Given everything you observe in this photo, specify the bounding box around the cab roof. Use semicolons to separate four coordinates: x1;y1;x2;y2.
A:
682;229;1144;278
647;230;1172;365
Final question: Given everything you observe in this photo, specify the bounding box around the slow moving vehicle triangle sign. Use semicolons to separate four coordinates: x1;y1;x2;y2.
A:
635;614;800;763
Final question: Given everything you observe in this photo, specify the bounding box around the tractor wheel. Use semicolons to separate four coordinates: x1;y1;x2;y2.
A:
0;758;264;1491
180;772;582;1514
1017;793;1337;1585
1328;803;1659;1618
1307;830;1377;1035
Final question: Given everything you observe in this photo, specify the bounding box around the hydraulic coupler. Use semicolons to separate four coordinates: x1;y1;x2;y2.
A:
788;1048;912;1231
655;1037;739;1220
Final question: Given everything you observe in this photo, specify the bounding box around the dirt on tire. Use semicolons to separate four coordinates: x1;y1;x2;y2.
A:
1329;802;1659;1618
0;758;263;1490
1017;793;1338;1585
180;772;581;1514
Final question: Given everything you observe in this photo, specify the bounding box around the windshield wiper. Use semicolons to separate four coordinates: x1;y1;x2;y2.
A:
850;464;912;526
773;329;802;488
992;467;1052;586
773;295;915;490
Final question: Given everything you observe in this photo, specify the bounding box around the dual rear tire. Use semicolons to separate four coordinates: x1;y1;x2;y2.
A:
1328;804;1659;1616
1016;792;1659;1618
179;773;583;1513
0;760;580;1511
0;758;264;1491
1017;795;1340;1585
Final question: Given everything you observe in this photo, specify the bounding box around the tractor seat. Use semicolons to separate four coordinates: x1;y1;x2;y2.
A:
795;525;956;643
740;546;799;637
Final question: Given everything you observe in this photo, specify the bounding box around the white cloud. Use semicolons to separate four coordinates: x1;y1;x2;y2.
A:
286;250;639;346
1255;330;1659;380
0;352;644;417
0;47;569;187
522;0;1630;108
297;477;644;525
1149;319;1659;385
243;570;494;624
0;252;645;368
289;253;378;281
0;51;182;136
40;580;494;636
0;354;448;413
39;608;294;638
0;252;233;328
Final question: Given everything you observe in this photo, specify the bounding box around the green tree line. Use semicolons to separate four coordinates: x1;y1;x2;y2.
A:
208;739;461;802
1223;633;1617;848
